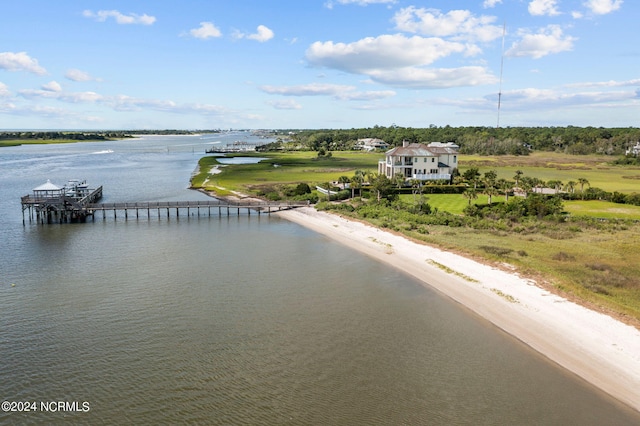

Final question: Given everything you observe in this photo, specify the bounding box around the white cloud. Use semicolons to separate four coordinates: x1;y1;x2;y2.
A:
65;69;100;82
306;34;469;74
42;81;62;92
528;0;561;16
0;82;10;97
325;0;396;9
260;83;395;101
267;99;303;110
188;22;222;40
393;7;503;43
0;52;47;75
565;78;640;88
82;10;156;25
235;25;274;42
335;90;396;100
483;0;503;8
506;25;576;58
368;66;497;89
261;83;356;96
498;87;635;110
583;0;623;15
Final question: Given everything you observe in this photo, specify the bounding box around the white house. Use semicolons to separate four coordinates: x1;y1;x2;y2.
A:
626;142;640;156
357;138;389;151
378;141;459;182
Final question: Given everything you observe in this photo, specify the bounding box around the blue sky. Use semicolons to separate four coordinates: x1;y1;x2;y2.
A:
0;0;637;130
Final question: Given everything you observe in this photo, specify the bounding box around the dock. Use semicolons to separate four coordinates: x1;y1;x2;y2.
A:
21;179;104;224
21;179;308;224
205;141;264;153
85;200;309;221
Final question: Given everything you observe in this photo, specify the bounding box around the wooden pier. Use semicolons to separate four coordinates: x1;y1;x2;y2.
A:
21;179;308;225
84;200;308;221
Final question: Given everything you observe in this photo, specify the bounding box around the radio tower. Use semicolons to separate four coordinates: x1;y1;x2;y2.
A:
497;22;506;129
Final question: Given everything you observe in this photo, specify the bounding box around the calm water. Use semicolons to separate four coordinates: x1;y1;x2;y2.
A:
1;134;639;425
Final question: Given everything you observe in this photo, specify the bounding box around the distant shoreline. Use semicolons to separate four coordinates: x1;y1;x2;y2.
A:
275;206;640;413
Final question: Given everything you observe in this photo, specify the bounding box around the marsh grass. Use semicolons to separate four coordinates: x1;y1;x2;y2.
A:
421;223;640;321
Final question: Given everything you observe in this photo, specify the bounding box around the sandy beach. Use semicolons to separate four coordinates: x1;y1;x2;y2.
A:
275;207;640;412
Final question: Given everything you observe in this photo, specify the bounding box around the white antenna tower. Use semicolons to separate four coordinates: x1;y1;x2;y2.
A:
497;22;506;129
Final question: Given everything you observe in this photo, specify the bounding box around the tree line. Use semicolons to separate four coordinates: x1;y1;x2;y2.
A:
0;129;221;141
288;125;640;156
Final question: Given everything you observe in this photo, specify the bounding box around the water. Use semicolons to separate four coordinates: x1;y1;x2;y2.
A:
1;134;639;425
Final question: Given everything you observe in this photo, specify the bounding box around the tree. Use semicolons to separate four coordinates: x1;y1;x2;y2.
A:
393;174;406;190
370;173;393;202
578;177;590;198
513;170;523;188
484;170;498;188
410;178;424;206
497;178;511;202
547;180;563;194
338;175;350;189
463;167;481;189
350;173;364;198
485;186;499;205
463;188;478;205
565;180;576;194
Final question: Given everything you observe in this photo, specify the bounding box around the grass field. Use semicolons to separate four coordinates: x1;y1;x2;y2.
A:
461;152;640;193
192;151;381;195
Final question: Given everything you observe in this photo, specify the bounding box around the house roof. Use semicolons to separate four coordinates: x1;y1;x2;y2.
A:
385;143;440;157
33;179;61;191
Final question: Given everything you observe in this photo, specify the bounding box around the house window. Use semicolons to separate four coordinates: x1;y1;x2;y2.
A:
432;157;435;162
454;155;457;163
423;158;427;162
430;169;438;174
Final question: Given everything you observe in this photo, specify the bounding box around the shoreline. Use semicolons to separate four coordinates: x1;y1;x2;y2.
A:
275;206;640;413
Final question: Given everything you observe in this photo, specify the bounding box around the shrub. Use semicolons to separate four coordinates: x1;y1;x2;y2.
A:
552;252;575;261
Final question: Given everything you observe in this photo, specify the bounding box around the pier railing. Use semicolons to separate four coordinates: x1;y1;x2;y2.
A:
83;200;309;221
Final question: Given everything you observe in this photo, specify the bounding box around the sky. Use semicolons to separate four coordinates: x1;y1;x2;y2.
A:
0;0;638;130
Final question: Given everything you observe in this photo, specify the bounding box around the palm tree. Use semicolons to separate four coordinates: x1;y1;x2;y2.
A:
565;180;576;194
463;188;478;205
338;175;350;189
578;178;590;200
485;186;499;205
410;179;423;206
370;173;392;202
497;178;511;202
547;179;563;194
350;173;364;198
393;174;405;191
514;170;523;188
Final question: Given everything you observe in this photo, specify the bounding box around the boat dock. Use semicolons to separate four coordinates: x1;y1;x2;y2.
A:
21;179;308;224
205;141;264;153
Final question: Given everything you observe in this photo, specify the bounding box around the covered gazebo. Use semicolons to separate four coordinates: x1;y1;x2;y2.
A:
32;179;63;199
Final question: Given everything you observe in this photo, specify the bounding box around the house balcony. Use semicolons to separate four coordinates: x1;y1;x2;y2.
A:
412;173;451;181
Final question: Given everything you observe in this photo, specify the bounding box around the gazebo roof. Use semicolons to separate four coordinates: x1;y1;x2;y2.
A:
33;179;62;191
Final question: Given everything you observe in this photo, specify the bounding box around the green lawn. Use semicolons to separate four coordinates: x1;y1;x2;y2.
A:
564;200;640;220
461;152;640;193
193;151;381;195
399;193;508;214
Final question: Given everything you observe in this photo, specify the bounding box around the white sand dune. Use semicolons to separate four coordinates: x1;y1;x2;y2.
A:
276;207;640;412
